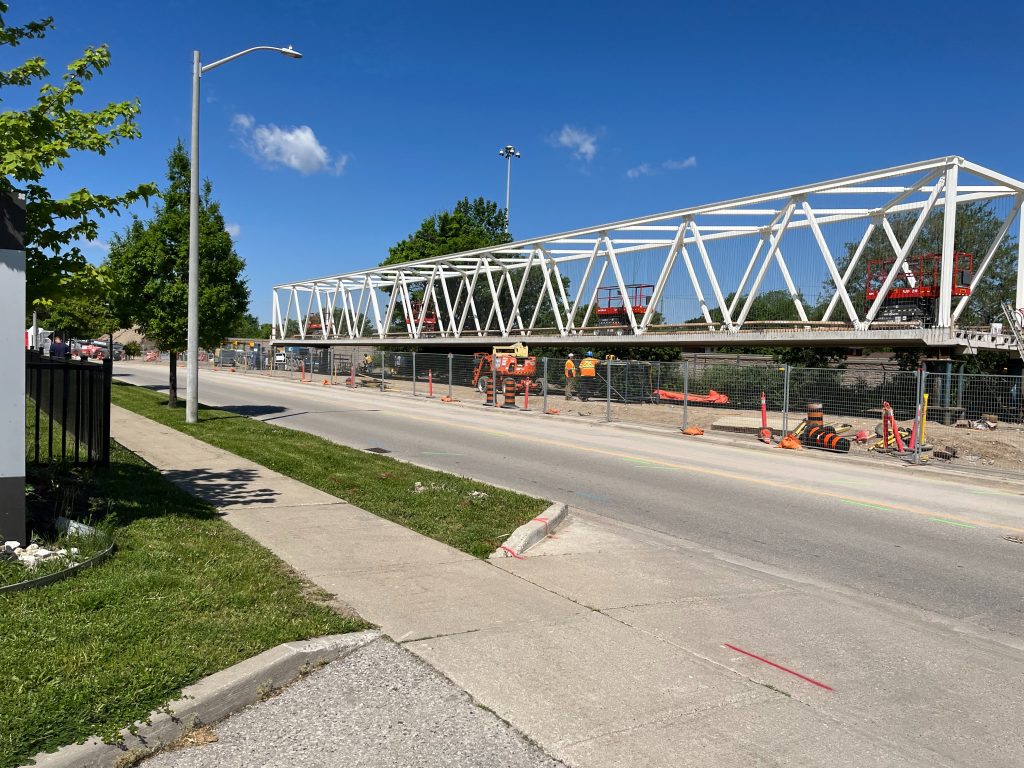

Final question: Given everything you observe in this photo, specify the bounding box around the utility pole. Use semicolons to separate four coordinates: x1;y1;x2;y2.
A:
498;145;520;231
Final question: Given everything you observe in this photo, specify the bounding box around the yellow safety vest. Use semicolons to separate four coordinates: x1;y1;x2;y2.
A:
564;359;576;377
579;358;597;377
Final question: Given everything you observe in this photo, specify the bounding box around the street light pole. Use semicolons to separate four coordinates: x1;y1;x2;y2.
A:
498;145;520;232
186;45;302;424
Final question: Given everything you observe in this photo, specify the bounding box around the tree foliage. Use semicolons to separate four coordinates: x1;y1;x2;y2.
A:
105;143;249;405
0;2;157;308
39;264;118;339
231;312;270;339
383;197;510;265
382;196;570;336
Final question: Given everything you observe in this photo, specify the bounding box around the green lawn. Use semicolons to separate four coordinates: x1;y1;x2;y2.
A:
110;382;548;558
2;435;364;768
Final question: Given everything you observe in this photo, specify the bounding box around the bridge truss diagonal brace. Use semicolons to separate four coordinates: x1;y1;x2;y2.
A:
801;201;860;327
690;220;736;332
736;201;797;327
864;177;946;325
531;247;568;335
640;221;687;333
566;239;604;333
951;193;1023;324
603;235;641;334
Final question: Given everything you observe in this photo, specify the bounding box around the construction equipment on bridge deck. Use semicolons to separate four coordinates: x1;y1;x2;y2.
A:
472;343;540;395
595;284;654;335
866;252;972;325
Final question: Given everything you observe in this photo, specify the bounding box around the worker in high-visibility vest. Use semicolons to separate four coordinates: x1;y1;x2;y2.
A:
563;353;577;400
578;351;597;401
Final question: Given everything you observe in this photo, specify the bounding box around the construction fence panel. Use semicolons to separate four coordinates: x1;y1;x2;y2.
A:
922;372;1023;475
412;352;449;401
678;358;786;433
787;367;921;428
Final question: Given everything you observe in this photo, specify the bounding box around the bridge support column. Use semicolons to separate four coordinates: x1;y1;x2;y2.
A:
1017;197;1024;309
937;163;959;328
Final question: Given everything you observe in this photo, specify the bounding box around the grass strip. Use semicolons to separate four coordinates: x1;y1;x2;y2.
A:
111;382;549;558
2;414;365;768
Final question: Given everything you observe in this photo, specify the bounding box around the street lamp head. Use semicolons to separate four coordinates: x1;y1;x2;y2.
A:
281;46;303;59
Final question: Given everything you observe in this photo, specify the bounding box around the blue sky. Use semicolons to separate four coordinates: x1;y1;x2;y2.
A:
16;0;1024;321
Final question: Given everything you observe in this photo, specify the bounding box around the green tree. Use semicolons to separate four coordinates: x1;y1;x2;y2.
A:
106;143;249;407
0;3;157;310
40;265;117;339
382;197;569;335
231;312;268;339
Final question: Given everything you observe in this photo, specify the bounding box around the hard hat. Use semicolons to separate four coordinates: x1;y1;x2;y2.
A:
568;352;574;358
586;351;594;357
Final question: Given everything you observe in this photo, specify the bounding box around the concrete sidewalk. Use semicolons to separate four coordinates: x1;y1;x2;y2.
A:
111;405;1024;768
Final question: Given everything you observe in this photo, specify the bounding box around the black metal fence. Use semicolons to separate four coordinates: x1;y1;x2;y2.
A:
25;350;112;465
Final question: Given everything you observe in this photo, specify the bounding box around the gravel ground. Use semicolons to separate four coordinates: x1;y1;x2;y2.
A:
141;639;564;768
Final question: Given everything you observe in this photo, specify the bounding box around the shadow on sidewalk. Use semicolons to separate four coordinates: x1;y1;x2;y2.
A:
162;466;281;509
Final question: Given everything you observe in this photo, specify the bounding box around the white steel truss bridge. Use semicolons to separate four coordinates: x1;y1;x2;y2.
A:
272;156;1024;353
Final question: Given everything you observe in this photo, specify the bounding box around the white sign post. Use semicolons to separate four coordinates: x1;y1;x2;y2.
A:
1;190;27;544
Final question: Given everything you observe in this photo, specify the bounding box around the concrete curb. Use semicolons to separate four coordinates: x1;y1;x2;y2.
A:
27;630;381;768
490;502;568;560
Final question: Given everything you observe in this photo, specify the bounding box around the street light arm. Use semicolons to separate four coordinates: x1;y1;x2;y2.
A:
201;45;302;75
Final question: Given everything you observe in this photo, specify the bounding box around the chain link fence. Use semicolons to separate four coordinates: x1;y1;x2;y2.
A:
165;344;1024;476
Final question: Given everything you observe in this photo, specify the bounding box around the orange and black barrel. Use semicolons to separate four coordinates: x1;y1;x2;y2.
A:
801;424;850;453
807;402;824;429
483;376;495;406
501;378;518;409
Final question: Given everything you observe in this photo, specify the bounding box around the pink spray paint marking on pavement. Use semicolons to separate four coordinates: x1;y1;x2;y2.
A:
499;546;524;560
723;643;834;692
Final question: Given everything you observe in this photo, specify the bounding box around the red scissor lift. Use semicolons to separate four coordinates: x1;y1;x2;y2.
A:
866;252;972;324
405;300;438;335
594;284;654;333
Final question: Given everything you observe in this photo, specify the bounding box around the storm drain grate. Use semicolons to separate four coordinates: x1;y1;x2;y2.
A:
1003;535;1024;545
365;447;391;454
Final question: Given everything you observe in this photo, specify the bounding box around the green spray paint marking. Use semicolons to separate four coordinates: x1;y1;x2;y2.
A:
927;518;977;529
624;458;673;470
839;499;895;512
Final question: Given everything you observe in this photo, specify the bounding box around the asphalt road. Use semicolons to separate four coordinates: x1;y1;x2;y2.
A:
115;363;1024;643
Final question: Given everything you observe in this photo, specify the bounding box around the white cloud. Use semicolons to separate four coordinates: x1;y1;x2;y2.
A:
83;239;109;254
225;223;241;238
626;156;698;179
549;125;598;162
232;113;346;175
663;156;697;170
626;163;654;179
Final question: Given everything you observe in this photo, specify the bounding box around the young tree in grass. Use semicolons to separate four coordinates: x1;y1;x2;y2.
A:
0;2;157;311
106;143;249;407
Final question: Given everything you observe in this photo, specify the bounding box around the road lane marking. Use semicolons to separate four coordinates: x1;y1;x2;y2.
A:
927;518;977;529
840;499;897;512
723;643;834;692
